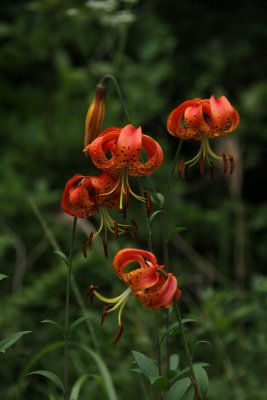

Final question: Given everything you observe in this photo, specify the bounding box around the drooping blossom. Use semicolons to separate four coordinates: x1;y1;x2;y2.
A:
167;95;239;177
84;124;163;213
61;172;134;255
87;248;181;343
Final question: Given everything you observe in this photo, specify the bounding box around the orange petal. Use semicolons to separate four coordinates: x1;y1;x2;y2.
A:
208;95;240;137
167;99;203;139
125;266;160;290
84;84;106;151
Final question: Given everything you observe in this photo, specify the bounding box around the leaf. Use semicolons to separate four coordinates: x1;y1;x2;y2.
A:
132;351;159;378
150;376;169;392
193;365;209;398
150;192;165;207
149;210;163;227
41;320;64;335
53;251;68;265
164;377;191;400
161;319;197;342
167;227;187;242
70;374;90;400
27;370;64;392
169;354;179;371
69;316;92;335
71;343;117;400
0;331;32;353
0;274;8;281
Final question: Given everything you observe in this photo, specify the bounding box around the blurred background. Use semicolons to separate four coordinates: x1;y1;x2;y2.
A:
1;0;267;399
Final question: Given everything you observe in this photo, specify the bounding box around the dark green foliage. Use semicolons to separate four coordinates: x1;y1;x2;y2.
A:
1;0;267;399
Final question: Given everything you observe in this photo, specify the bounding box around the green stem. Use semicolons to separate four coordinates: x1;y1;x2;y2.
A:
100;74;130;123
64;217;77;400
174;302;199;398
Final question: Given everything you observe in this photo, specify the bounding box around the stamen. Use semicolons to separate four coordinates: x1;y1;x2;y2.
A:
88;232;94;249
200;155;205;176
103;239;108;258
131;219;138;239
86;285;99;303
101;304;114;324
94;189;99;208
82;238;87;258
228;155;234;175
114;324;124;344
145;192;152;216
178;159;185;177
222;153;228;174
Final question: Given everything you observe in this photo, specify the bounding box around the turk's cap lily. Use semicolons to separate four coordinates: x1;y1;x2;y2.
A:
166;95;240;178
84;124;163;177
167;95;239;140
88;248;181;343
84;83;106;154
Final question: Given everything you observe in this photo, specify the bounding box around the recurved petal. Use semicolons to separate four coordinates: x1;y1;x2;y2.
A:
183;103;210;139
135;274;178;309
167;99;203;139
125;266;160;290
208;95;240;137
61;174;85;213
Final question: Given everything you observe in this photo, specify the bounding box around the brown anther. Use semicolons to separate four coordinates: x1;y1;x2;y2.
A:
228;155;235;175
200;155;205;176
210;162;214;180
114;220;118;239
101;304;114;324
178;159;185;177
222;153;228;174
144;192;152;216
88;232;94;250
103;239;108;258
82;238;87;258
122;202;127;220
86;285;99;303
94;189;99;207
131;219;138;239
113;324;124;344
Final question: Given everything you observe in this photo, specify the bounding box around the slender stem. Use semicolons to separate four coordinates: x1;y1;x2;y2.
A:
64;217;77;400
174;302;199;398
100;74;130;123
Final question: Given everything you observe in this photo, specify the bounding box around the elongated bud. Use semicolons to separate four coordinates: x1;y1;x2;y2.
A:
84;83;106;154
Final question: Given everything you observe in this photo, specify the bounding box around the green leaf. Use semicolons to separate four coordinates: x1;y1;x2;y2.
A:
150;376;169;392
132;351;159;378
193;365;209;398
169;354;179;371
27;370;64;392
164;377;191;400
0;274;8;281
69;315;92;335
167;227;187;242
53;251;68;265
149;210;163;227
0;331;32;353
71;343;118;400
70;374;90;400
150;192;165;207
41;320;64;335
161;319;197;342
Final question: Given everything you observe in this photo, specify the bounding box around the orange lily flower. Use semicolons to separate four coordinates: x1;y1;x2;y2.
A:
167;95;240;177
61;173;133;254
87;248;181;343
84;124;163;212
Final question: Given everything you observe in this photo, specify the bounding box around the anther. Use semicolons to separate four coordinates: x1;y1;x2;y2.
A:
131;219;138;239
82;238;87;258
88;232;94;250
86;285;99;303
94;189;99;207
178;159;185;177
113;324;124;344
228;155;235;175
222;153;228;174
200;155;205;176
145;192;152;216
101;304;114;324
